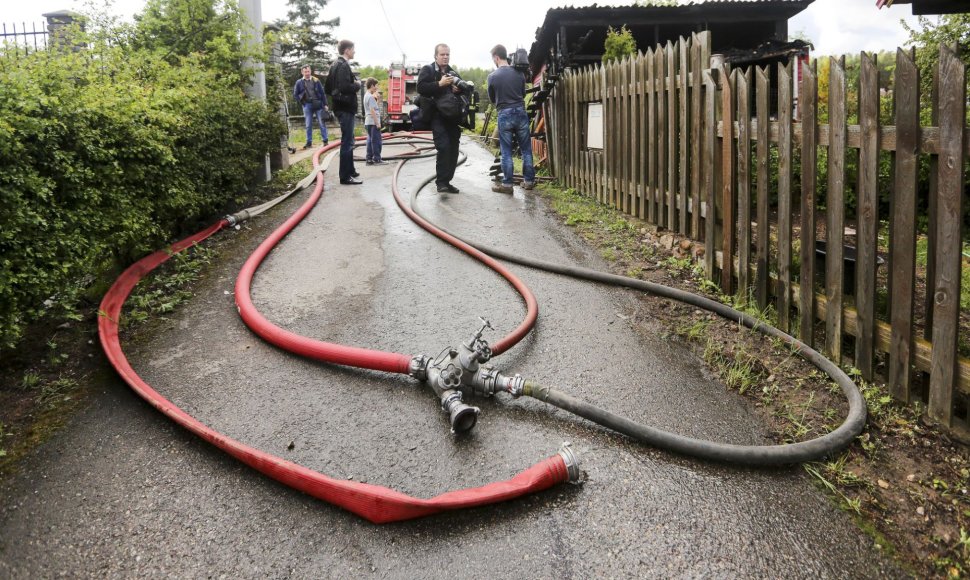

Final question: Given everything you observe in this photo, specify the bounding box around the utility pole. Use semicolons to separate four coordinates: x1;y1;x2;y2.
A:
238;0;271;183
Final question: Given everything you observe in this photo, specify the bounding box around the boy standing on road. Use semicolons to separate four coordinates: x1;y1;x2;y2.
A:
487;44;535;194
363;79;386;165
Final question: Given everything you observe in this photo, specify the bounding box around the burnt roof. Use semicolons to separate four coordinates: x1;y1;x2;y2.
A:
529;0;815;71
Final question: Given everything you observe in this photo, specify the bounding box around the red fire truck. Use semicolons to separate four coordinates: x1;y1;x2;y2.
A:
386;63;421;131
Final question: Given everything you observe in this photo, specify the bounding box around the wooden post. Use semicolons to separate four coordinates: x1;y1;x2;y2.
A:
825;56;847;364
737;68;752;297
637;52;651;220
856;52;880;380
665;40;678;231
755;66;771;309
928;45;966;427
888;48;919;401
657;48;668;229
679;37;690;235
777;62;794;333
720;65;736;293
648;49;657;224
704;69;717;279
799;60;818;347
690;34;703;238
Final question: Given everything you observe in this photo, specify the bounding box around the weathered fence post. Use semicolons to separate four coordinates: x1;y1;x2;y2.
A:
888;48;920;402
928;45;966;427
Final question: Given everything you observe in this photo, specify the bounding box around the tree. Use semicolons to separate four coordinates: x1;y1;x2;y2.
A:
603;26;636;64
902;14;970;118
273;0;339;80
134;0;247;80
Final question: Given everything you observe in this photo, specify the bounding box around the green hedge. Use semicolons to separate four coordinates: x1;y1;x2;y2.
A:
0;41;283;349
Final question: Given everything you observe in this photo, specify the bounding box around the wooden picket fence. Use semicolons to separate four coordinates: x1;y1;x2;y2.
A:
543;32;970;429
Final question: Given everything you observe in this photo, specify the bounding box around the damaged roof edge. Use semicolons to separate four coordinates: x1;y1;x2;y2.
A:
529;0;816;71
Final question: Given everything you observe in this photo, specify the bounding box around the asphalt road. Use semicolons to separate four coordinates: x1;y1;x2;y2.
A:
0;139;904;578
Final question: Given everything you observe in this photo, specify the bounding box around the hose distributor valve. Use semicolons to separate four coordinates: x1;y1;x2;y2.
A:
414;318;531;434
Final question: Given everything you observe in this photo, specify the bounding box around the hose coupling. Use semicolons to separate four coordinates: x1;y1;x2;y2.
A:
558;442;582;483
441;390;479;434
224;209;251;228
408;354;430;381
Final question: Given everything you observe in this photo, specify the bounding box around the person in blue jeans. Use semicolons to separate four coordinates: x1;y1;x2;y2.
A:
487;44;535;194
293;65;329;149
363;79;386;165
325;40;362;185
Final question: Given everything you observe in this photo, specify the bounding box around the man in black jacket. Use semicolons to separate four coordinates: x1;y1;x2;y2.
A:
417;43;465;194
325;39;362;185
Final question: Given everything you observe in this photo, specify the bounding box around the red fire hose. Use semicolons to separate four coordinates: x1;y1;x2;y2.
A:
99;136;569;524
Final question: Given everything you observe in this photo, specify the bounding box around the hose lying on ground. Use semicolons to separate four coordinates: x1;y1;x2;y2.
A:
397;145;866;466
100;135;573;524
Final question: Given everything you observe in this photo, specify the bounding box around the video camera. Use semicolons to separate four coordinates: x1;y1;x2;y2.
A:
507;47;530;76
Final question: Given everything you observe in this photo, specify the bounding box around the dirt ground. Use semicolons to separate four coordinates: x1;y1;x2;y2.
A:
534;184;970;579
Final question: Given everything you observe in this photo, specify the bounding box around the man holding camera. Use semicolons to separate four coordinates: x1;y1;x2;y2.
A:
325;39;362;185
417;43;467;194
487;44;535;194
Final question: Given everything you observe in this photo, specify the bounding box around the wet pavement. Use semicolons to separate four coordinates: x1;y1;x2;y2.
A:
0;138;905;578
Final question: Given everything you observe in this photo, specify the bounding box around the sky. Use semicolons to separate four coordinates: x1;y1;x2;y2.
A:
1;0;929;69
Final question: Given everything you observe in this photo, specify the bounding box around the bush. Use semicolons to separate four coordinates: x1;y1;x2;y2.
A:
0;17;284;350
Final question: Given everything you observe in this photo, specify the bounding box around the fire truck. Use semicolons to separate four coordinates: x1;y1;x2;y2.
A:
386;63;421;131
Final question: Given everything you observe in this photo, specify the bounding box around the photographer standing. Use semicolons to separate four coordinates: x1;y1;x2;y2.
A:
487;44;535;194
325;40;362;185
417;43;465;194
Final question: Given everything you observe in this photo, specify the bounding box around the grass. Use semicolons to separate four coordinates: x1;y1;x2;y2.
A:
287;123;366;148
123;245;214;327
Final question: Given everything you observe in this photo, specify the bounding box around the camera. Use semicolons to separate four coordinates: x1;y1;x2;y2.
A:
448;72;474;93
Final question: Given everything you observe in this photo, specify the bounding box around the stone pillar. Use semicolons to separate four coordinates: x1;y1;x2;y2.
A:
238;0;271;183
265;23;290;172
42;10;84;51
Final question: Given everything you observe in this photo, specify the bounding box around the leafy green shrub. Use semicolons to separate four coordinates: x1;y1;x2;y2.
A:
603;26;637;64
0;8;284;350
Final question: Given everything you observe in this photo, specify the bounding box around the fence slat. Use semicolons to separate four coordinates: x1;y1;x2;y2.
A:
638;52;648;219
666;41;678;231
679;38;690;235
721;66;736;293
737;69;752;296
602;65;609;203
799;61;818;347
777;62;793;333
690;34;703;238
704;69;717;278
856;52;880;381
825;57;847;363
648;49;657;223
755;66;770;309
657;48;668;229
928;45;966;427
606;62;614;207
622;57;637;215
631;54;640;217
925;68;941;345
889;48;920;401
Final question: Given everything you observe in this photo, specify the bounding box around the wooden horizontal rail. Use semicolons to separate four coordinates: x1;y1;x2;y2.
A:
716;119;970;158
712;249;970;394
